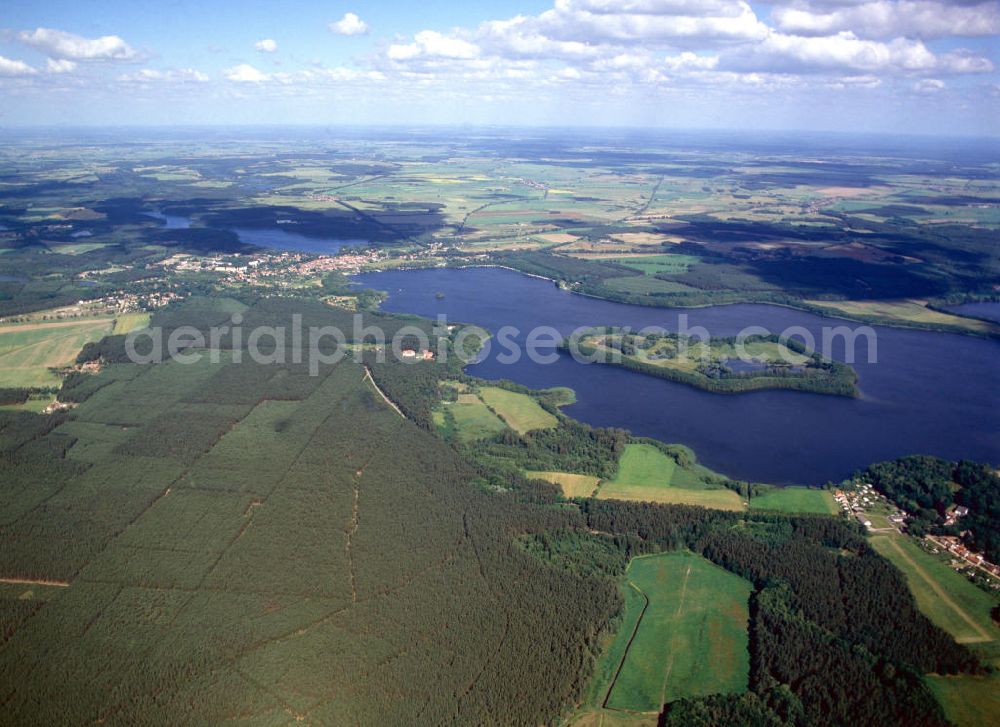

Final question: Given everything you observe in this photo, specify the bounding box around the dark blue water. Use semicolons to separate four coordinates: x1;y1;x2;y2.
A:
354;267;1000;485
944;302;1000;325
232;227;366;255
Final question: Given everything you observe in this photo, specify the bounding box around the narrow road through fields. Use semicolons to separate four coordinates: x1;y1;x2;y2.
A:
0;577;70;587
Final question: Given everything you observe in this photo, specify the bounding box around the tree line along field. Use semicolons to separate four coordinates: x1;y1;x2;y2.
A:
433;382;558;442
525;471;601;499
595;443;745;512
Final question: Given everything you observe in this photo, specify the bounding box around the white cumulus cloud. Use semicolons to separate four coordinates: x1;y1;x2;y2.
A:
536;0;769;45
45;58;77;73
388;31;480;61
0;55;36;76
223;63;268;82
16;27;138;61
771;1;1000;40
330;12;369;36
913;77;946;92
722;30;991;75
255;38;278;53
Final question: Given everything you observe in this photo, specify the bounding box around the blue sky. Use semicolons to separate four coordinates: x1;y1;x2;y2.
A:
1;1;998;135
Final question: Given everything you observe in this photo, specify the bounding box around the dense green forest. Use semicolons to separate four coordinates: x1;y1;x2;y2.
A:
0;293;990;725
0;311;616;724
576;502;978;727
860;455;1000;562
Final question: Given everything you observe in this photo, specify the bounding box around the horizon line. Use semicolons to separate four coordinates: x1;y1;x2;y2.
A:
0;122;998;143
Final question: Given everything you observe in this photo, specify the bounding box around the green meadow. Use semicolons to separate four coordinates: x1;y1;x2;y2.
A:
604;552;752;712
0;318;116;387
439;393;507;442
926;672;1000;727
596;443;745;511
750;486;838;515
479;386;558;433
612;254;700;275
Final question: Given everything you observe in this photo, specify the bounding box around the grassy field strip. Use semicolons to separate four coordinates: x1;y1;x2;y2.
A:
803;299;1000;336
871;535;994;644
0;318;116;333
926;672;1000;727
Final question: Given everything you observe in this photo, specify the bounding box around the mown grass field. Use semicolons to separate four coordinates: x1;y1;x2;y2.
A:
479;386;557;433
869;534;999;648
603;276;700;296
611;254;700;275
441;393;507;442
750;487;838;515
570;576;656;726
605;552;752;712
0;318;115;387
926;672;1000;727
525;471;600;498
606;443;678;486
596;444;745;511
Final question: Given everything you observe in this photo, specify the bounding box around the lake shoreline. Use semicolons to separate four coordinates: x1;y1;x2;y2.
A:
355;266;1000;485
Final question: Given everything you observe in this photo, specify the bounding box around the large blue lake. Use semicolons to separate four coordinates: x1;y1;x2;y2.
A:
354;267;1000;485
943;302;1000;325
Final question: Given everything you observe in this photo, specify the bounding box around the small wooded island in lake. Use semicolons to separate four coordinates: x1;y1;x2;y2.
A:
564;328;859;397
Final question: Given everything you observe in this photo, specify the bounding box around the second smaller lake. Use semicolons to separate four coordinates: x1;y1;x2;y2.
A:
145;211;191;229
232;227;367;255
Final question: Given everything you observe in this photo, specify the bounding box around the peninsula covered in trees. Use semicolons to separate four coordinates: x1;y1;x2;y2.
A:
564;328;859;397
